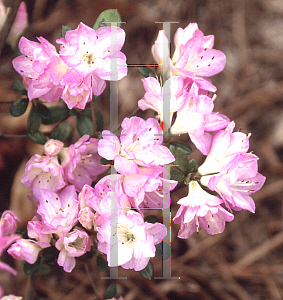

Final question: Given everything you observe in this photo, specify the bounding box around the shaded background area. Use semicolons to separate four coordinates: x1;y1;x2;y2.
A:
1;0;283;299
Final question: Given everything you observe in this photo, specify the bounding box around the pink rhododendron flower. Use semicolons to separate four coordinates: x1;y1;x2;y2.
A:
98;117;175;175
60;135;107;190
87;175;130;228
57;22;127;90
0;211;20;236
55;227;93;272
200;153;266;213
7;238;48;265
138;75;189;129
122;166;177;209
97;210;166;271
12;37;67;102
173;181;234;238
44;139;64;156
198;122;250;183
27;216;52;244
37;186;78;235
0;0;28;49
152;23;226;91
0;211;21;276
21;154;66;199
170;83;230;154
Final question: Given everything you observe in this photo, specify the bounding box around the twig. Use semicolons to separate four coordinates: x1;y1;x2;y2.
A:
90;100;97;137
0;0;22;57
84;263;103;300
0;132;26;138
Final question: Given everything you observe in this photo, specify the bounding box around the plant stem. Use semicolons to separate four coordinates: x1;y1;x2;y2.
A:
0;0;22;57
90;100;97;137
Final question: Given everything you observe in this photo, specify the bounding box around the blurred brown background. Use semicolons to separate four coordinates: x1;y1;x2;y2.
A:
1;0;283;299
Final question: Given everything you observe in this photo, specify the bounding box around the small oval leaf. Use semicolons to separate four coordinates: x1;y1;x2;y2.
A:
41;105;69;125
155;242;171;260
77;114;93;136
137;66;156;78
105;282;117;299
139;260;154;279
97;256;108;273
10;98;29;117
93;9;121;30
170;169;185;184
170;142;192;155
51;121;72;142
61;25;73;38
26;130;47;145
28;104;42;133
11;80;27;95
36;103;50;119
188;159;198;173
169;145;190;175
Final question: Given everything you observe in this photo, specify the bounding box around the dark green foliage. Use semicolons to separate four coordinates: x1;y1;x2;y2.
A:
10;98;29;117
11;80;27;95
105;282;117;299
93;9;121;30
137;66;156;78
139;260;154;279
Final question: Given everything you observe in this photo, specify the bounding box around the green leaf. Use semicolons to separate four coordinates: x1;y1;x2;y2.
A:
188;159;198;173
23;260;39;276
97;256;108;273
169;145;190;175
155;242;171;260
170;142;192;155
105;282;117;299
93;9;121;30
51;121;72;141
26;130;47;145
10;98;29;117
36;103;50;119
94;109;104;132
28;104;42;133
170;168;185;184
99;158;113;165
144;215;159;224
92;94;98;103
77;114;93;136
139;260;154;279
61;25;72;38
137;66;156;78
41;105;69;125
11;80;27;95
37;264;51;275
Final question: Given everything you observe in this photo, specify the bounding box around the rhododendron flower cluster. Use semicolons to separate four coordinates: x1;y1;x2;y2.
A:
5;16;265;299
12;22;127;109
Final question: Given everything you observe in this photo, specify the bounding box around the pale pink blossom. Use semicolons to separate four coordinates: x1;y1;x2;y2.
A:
98;117;175;175
12;37;67;101
37;186;78;235
152;23;226;91
0;211;20;236
87;175;130;228
60;135;107;191
21;154;66;199
44;139;64;156
57;23;127;92
97;210;166;271
0;0;28;49
170;83;230;154
173;181;234;238
7;239;48;265
27;216;52;244
138;76;190;129
55;227;93;272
